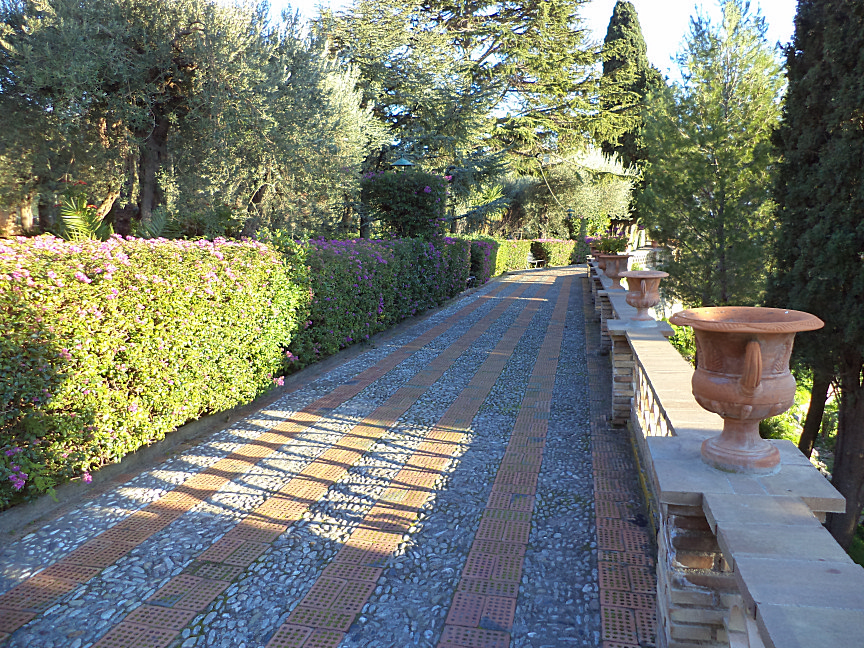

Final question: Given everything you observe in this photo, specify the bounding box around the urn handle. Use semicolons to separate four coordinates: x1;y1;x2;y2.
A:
740;339;762;392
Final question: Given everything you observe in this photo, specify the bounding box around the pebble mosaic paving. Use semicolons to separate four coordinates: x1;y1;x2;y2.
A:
0;266;657;648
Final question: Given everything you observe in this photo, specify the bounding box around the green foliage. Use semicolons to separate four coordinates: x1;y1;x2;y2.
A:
533;240;577;267
57;197;114;242
493;240;533;275
596;236;628;254
264;237;471;367
667;322;696;366
766;0;864;548
0;235;308;507
601;1;664;172
326;0;626;177
503;151;635;239
466;237;498;285
360;171;448;239
0;0;382;238
640;0;782;307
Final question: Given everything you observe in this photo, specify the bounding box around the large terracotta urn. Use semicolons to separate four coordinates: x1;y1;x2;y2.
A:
596;254;631;290
620;270;668;324
669;307;823;474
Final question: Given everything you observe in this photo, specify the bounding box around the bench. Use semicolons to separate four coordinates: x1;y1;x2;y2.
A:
526;252;545;269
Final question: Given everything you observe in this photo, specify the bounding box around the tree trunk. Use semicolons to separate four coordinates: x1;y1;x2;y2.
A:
137;111;171;223
798;369;832;458
826;353;864;550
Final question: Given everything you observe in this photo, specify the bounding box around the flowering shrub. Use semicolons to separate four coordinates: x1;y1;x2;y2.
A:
532;239;577;267
0;235;308;507
596;236;628;254
270;237;471;367
468;237;497;285
360;170;448;239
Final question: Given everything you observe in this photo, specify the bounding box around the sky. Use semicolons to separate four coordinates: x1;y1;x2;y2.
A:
268;0;798;79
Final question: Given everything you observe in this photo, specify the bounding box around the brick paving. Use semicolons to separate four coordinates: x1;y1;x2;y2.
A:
0;267;656;647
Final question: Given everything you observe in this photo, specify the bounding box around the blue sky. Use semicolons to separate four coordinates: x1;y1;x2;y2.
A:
268;0;797;79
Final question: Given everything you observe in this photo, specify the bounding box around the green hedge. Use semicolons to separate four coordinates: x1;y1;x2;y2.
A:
532;239;577;267
0;235;308;507
263;235;472;368
493;240;533;275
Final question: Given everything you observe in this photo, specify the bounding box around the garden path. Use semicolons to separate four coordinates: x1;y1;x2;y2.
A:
0;267;655;648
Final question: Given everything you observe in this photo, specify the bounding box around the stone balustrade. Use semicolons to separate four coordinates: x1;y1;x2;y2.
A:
588;258;864;648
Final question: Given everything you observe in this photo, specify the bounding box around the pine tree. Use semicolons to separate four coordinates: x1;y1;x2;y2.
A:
600;0;662;170
640;0;783;307
767;0;864;549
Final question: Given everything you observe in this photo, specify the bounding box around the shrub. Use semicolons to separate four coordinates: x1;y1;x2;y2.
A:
493;240;533;275
0;235;308;507
271;236;472;367
532;239;577;267
468;237;497;285
360;170;448;239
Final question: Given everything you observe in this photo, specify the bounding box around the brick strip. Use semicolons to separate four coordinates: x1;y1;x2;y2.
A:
264;271;572;648
435;274;572;648
0;280;516;638
581;274;657;648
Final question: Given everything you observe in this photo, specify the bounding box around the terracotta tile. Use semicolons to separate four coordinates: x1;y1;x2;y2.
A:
330;580;376;614
599;562;632;592
320;563;382;583
600;590;654;609
0;607;35;633
445;591;485;627
287;606;354;632
301;577;347;609
37;562;101;584
489;555;522;583
303;628;345;648
183;561;244;582
462;553;496;580
65;539;136;568
223;541;269;567
470;541;526;558
458;579;518;599
634;607;657;646
601;606;638;644
198;537;246;563
480;596;516;632
439;624;509;648
0;575;75;612
264;623;314;648
124;604;195;630
92;622;176;648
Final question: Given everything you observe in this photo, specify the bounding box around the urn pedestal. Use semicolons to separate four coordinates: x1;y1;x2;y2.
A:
596;254;631;290
620;270;668;325
668;307;823;474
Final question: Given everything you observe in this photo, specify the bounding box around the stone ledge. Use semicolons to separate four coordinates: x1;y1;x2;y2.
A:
756;603;864;648
735;555;864;614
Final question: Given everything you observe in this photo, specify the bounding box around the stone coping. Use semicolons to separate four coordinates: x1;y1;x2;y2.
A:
590;260;864;647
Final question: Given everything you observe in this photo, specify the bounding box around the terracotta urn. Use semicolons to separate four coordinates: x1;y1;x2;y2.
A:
668;307;823;474
596;254;631;289
620;270;668;324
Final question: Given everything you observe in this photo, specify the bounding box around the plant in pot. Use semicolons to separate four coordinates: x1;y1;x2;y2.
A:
595;236;630;288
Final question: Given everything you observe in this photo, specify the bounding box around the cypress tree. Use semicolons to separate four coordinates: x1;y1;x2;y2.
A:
601;1;662;170
768;0;864;549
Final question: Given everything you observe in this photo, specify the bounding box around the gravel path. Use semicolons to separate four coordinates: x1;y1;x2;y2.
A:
0;267;614;648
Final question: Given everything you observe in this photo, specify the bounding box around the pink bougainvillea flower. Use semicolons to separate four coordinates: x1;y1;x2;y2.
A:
82;472;92;483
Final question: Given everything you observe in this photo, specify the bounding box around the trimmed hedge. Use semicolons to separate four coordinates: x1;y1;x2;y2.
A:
493;240;533;275
532;239;577;267
0;235;308;507
2;232;584;507
264;235;471;368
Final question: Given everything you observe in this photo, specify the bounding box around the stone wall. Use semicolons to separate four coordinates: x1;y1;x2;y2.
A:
589;260;864;648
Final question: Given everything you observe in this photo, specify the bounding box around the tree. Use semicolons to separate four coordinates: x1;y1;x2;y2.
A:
640;0;783;307
600;0;662;171
325;0;629;173
767;0;864;549
0;0;380;237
